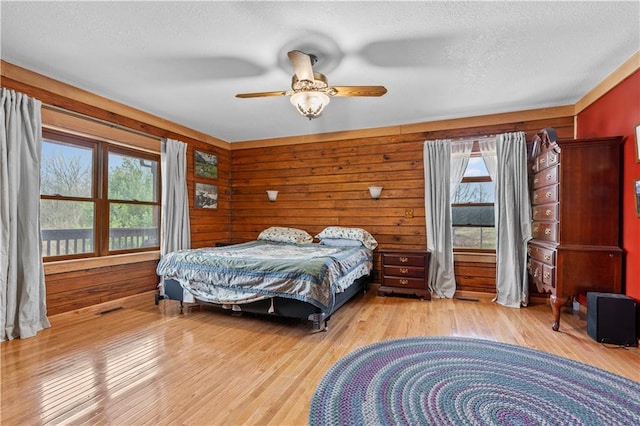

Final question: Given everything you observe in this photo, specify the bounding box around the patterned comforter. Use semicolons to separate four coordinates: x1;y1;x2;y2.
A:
156;240;373;312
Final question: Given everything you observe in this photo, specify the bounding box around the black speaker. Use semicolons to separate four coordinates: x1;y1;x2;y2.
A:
587;292;637;347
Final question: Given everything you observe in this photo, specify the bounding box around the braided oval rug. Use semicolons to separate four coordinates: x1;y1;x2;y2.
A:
309;336;640;426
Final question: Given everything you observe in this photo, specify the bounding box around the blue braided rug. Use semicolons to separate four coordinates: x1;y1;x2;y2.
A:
309;336;640;425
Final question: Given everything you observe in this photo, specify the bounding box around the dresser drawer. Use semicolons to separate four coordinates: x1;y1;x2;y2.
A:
528;258;543;282
542;264;555;288
532;165;559;189
532;203;558;221
382;253;425;267
532;184;558;205
527;244;555;264
536;150;559;171
383;265;425;278
532;222;558;242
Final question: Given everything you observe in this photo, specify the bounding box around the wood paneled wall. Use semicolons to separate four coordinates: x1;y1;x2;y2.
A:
231;117;575;289
2;59;576;313
2;61;231;314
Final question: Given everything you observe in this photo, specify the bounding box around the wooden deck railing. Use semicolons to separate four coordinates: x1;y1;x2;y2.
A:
41;228;158;256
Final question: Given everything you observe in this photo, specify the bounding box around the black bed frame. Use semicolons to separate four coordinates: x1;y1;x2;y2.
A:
155;274;371;331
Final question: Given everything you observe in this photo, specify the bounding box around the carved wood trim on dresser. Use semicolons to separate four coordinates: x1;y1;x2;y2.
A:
527;134;623;332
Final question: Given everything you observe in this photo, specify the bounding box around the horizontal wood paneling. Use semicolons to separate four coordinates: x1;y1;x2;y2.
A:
3;59;576;314
2;61;232;314
231;117;574;288
45;260;159;315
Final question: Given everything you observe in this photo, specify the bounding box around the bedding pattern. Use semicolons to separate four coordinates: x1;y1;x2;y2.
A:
156;241;373;312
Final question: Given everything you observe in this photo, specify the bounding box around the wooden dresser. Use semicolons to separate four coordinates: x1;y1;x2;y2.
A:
378;249;431;300
527;134;623;331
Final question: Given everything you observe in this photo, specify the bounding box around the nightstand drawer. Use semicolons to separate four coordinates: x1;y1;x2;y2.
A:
382;253;425;267
382;276;426;290
383;265;424;278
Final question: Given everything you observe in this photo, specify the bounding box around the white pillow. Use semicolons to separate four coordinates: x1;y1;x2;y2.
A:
319;238;364;247
257;226;313;244
315;227;378;250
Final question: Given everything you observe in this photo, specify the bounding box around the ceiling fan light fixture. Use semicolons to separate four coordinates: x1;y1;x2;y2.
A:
290;91;330;120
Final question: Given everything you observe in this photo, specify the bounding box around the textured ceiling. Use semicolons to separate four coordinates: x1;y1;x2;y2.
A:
1;1;639;142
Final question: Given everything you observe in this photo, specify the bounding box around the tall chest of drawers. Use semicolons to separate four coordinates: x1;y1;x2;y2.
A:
527;135;623;331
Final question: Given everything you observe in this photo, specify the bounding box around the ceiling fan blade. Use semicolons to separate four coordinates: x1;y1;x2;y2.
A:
287;50;315;82
330;86;388;97
235;91;288;98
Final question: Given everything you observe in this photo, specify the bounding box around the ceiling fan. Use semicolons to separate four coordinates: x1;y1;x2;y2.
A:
235;50;387;120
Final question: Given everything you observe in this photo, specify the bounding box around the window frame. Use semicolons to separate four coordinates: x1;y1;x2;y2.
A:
452;148;496;253
41;129;161;261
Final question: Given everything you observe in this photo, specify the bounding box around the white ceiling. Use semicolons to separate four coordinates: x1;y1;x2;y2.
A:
2;1;639;143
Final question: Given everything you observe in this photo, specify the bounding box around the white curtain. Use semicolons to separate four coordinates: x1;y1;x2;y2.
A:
449;140;474;202
159;138;191;296
160;138;190;256
0;88;51;340
482;132;532;307
424;139;471;298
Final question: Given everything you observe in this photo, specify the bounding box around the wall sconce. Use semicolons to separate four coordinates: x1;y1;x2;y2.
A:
368;186;383;199
266;190;279;202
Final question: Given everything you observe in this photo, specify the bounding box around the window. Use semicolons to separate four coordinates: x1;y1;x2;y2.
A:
40;130;160;260
452;155;495;250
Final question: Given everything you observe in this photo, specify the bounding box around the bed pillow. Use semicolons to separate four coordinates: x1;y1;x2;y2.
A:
315;227;378;250
257;226;313;244
319;238;364;247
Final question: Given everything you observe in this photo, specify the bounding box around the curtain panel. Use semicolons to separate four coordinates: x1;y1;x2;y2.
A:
0;88;51;340
159;138;191;299
492;132;532;307
423;139;457;298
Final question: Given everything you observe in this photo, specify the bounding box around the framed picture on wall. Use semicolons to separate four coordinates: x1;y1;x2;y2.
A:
194;150;218;179
635;180;640;217
195;182;218;209
635;124;640;162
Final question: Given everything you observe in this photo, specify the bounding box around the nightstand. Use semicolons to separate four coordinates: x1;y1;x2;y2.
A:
378;249;431;300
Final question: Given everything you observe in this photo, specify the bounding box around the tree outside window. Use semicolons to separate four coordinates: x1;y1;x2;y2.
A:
40;130;160;259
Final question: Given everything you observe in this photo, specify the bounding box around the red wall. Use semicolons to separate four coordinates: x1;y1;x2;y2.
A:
576;69;640;301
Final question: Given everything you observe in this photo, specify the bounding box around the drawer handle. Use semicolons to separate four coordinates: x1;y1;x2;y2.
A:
533;226;539;233
399;279;409;285
544;254;551;260
544;228;552;235
545;209;552;216
546;173;553;180
400;268;409;274
545;191;552;198
540;158;546;164
399;257;409;263
527;247;531;254
544;272;550;279
549;155;556;163
534;177;539;184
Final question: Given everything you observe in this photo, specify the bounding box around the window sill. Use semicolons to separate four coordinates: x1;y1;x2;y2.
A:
44;251;160;275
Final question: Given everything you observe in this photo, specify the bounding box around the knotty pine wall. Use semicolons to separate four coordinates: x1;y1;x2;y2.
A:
230;116;575;292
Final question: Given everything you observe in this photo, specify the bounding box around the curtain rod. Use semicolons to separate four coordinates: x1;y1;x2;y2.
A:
42;103;162;141
449;135;496;144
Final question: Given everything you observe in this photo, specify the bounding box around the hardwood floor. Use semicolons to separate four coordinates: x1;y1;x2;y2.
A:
1;285;638;425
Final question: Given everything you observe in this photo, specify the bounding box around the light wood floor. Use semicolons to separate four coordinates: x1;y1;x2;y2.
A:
1;285;638;425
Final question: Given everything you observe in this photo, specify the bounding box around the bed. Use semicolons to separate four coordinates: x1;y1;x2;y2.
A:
155;226;377;331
